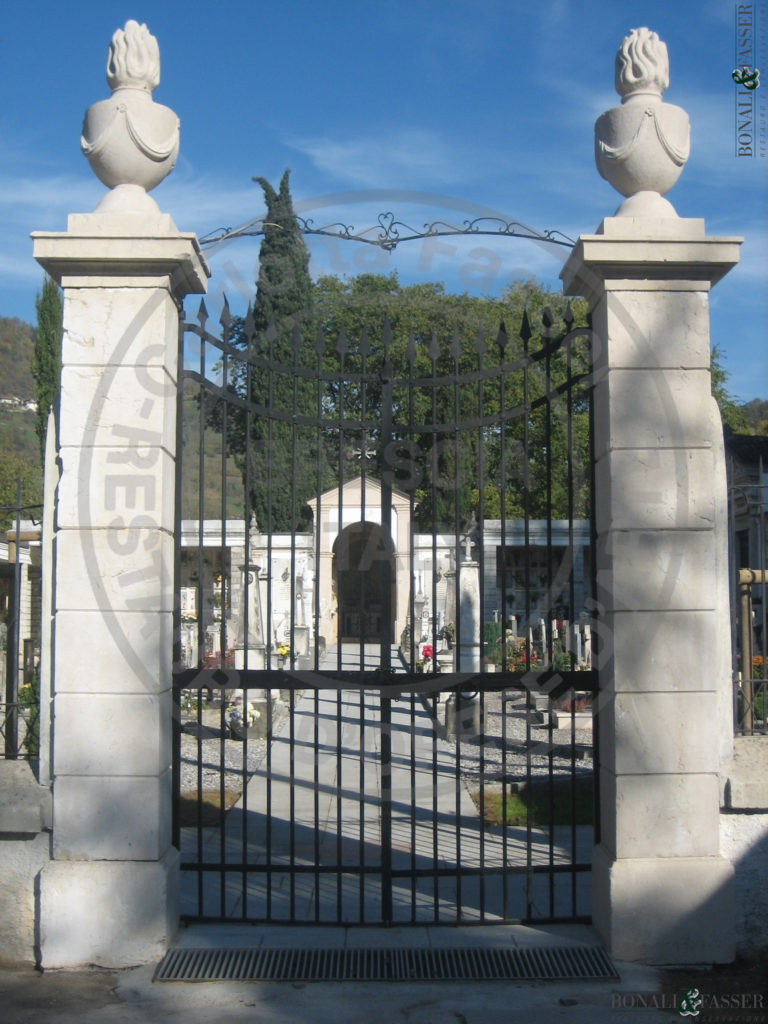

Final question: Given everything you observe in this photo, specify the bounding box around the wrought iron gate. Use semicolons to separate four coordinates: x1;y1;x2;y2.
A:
172;299;597;925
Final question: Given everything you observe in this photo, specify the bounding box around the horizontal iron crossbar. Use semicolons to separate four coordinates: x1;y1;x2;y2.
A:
172;669;598;694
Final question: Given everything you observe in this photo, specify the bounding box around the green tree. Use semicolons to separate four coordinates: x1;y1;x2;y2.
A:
309;274;591;531
711;344;750;433
214;239;590;536
223;170;317;531
740;398;768;436
30;276;62;464
0;452;42;532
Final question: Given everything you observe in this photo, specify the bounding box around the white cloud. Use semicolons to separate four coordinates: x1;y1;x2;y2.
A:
286;129;480;189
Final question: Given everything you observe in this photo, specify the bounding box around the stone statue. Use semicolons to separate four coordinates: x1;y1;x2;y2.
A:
594;27;690;217
81;20;180;213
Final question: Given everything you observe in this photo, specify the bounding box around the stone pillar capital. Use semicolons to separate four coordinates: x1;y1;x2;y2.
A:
32;214;209;297
561;218;741;304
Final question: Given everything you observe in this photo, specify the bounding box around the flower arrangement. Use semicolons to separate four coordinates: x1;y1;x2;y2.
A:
493;633;539;671
202;648;235;669
276;643;290;660
228;691;261;732
416;643;434;674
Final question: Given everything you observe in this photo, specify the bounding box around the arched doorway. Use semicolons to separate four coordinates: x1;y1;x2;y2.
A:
333;521;395;642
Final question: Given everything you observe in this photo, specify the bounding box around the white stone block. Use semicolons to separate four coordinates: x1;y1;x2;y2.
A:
592;843;735;963
593;369;714;457
0;834;51;964
40;849;179;968
594;289;711;371
53;691;171;777
600;610;718;693
599;769;720;858
598;691;719;776
595;448;715;533
54;609;171;694
596;530;716;612
53;771;171;860
57;444;175;532
54;529;174;613
58;364;176;450
61;285;179;368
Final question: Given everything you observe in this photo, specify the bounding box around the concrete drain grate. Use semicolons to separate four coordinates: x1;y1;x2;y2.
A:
154;945;618;983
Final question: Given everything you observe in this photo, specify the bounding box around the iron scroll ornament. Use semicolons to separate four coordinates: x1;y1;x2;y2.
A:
199;212;576;251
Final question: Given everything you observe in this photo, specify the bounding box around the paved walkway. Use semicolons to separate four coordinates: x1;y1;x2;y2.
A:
180;645;591;924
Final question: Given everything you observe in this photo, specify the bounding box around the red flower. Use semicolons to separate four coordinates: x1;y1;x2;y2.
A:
421;644;434;660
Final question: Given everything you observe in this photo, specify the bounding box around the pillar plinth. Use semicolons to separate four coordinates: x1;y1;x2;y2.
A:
562;216;741;963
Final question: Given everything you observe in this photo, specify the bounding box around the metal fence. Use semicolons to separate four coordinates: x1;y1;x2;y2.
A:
729;447;768;734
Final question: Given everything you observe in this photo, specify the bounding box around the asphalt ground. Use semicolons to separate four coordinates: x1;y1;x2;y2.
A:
1;932;765;1024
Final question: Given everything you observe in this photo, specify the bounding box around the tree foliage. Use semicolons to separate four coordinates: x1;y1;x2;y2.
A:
215;249;591;534
222;170;317;531
0;317;36;401
740;398;768;436
0;452;42;532
309;274;591;530
710;345;751;433
31;276;62;463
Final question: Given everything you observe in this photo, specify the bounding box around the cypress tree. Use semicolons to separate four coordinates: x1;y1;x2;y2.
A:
246;170;316;532
31;275;62;465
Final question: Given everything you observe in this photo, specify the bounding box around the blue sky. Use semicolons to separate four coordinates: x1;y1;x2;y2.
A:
1;0;766;401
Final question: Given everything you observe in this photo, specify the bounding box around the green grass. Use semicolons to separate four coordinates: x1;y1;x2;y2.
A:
472;777;594;827
178;789;241;826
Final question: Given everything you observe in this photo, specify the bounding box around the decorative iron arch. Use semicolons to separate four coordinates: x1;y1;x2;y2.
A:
199;212;575;252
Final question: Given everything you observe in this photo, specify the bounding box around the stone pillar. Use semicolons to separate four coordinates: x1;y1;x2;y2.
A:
563;224;741;962
31;20;208;967
561;28;742;964
32;212;206;967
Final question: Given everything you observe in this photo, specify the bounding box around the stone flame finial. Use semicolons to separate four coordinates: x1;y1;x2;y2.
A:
615;27;669;99
106;19;161;92
595;28;689;217
81;20;179;214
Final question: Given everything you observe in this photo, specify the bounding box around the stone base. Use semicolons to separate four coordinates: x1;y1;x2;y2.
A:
0;833;50;964
445;693;486;739
723;736;768;810
40;847;179;968
592;843;735;964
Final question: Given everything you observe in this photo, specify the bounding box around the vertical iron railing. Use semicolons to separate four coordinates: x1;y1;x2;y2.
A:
729;452;767;734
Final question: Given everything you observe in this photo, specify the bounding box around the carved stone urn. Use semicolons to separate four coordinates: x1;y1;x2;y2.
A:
81;20;179;213
594;27;690;216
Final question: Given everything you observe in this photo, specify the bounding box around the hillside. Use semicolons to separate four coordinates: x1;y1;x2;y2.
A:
0;317;36;402
178;379;245;520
